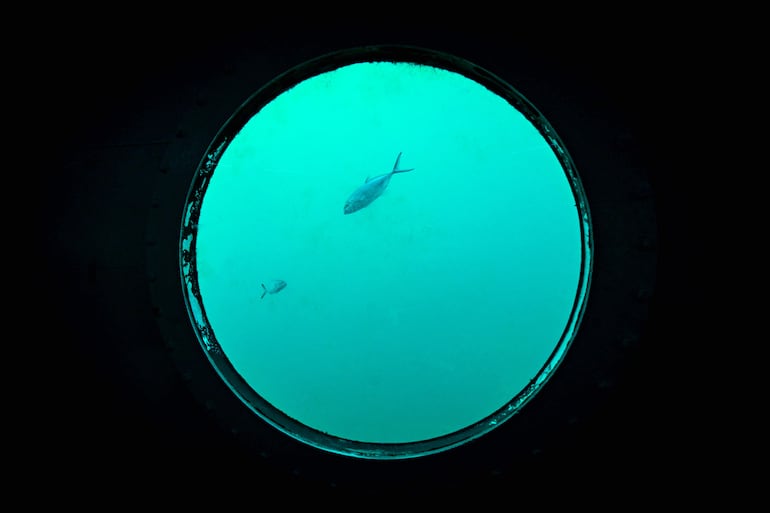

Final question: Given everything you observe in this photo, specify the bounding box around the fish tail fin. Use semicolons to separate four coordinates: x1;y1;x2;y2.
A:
392;151;414;174
261;283;267;299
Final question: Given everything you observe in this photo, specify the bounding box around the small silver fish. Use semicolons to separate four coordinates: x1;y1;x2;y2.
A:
261;279;287;299
343;152;414;214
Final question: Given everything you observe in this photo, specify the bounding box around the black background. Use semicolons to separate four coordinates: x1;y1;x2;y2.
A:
28;15;720;504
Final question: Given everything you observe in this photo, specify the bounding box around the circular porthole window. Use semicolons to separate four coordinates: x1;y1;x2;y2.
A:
178;46;592;459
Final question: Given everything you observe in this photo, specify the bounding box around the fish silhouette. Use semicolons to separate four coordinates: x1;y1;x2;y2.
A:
343;152;414;214
261;279;287;299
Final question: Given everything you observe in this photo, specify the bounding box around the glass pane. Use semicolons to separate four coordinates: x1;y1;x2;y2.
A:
180;55;592;458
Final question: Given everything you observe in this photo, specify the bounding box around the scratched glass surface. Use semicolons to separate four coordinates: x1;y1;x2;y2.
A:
194;62;583;443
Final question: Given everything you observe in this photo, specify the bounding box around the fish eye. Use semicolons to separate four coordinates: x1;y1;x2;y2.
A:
147;42;657;489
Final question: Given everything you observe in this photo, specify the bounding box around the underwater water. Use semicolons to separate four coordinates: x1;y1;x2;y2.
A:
194;62;582;444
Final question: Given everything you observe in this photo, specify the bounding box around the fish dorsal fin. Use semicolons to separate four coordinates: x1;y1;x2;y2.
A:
364;175;371;183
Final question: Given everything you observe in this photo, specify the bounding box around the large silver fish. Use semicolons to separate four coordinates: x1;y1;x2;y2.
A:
343;152;414;214
261;279;286;299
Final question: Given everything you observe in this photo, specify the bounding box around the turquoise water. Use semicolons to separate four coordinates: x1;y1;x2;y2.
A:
194;62;582;444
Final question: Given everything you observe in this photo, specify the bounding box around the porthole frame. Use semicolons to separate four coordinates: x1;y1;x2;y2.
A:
146;43;656;488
